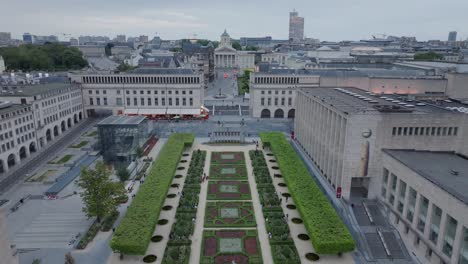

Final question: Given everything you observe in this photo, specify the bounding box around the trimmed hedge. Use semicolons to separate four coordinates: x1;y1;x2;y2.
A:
110;133;194;255
260;132;355;254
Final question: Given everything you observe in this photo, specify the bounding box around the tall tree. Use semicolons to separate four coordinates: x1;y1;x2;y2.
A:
78;161;117;223
232;42;242;50
116;166;130;182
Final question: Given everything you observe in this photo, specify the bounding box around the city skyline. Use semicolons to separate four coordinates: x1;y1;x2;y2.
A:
1;0;467;42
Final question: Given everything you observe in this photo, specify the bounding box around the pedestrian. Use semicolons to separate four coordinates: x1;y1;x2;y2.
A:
286;214;289;220
112;227;115;232
279;198;282;204
178;191;181;196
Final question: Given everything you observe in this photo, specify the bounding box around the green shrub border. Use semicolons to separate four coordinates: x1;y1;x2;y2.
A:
260;132;355;254
110;133;194;255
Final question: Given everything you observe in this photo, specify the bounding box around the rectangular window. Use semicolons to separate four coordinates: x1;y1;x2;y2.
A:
429;205;442;244
176;98;179;106
116;98;122;106
458;227;468;264
442;215;457;258
403;127;408;135
398;127;402;135
155;98;158;106
169;98;172;106
103;98;107;105
189;98;193;106
126;98;130;106
141;98;145;106
97;98;101;105
162;98;165;106
406;188;417;223
454;127;458;136
261;98;265;106
267;98;271;106
417;195;429;232
274;98;278;106
392;127;396;136
414;127;419;135
89;98;94;105
288;98;292;106
398;180;406;214
147;98;152;106
391;173;397;191
134;98;137;106
409;127;413;135
448;127;453;136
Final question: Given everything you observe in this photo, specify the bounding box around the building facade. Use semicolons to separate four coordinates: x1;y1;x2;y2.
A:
214;30;255;70
249;72;320;118
0;82;84;176
448;31;457;42
0;56;5;73
380;150;468;264
289;10;304;42
74;69;205;117
294;87;468;200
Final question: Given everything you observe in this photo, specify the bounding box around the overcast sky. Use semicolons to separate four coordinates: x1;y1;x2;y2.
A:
2;0;467;42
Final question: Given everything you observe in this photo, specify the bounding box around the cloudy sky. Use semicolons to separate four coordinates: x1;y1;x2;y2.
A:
2;0;467;41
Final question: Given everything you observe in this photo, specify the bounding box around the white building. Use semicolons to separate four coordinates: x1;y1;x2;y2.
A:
0;82;84;176
294;87;468;200
0;56;5;73
380;150;468;264
261;53;287;65
74;68;205;117
214;30;255;70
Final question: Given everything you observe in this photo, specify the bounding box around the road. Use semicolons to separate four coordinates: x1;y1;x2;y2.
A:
0;118;100;194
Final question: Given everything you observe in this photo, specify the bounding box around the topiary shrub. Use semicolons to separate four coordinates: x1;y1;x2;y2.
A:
174;174;183;179
298;234;310;241
305;252;320;261
158;219;169;225
162;205;173;211
167;193;176;198
142;254;157;263
151;235;163;243
292;218;303;224
278;183;287;187
286;204;296;209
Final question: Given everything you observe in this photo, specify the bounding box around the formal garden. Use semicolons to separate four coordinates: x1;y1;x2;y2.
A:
204;201;256;227
201;230;262;264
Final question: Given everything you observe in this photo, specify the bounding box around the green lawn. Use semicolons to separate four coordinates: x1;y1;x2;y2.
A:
48;154;73;164
70;141;89;148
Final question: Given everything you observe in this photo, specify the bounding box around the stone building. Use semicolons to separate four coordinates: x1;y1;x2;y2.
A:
214;30;255;70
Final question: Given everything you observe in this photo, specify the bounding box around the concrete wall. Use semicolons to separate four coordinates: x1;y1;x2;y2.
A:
446;73;468;100
380;153;468;264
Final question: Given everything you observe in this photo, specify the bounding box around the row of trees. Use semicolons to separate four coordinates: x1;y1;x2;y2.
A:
0;43;88;71
414;51;444;61
231;42;259;51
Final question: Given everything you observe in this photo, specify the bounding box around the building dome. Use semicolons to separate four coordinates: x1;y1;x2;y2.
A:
221;29;230;37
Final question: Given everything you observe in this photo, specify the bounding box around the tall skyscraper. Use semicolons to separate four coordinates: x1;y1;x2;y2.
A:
448;31;457;42
289;9;304;42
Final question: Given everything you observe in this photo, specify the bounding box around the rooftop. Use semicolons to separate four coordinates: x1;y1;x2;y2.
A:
98;115;147;126
300;87;458;115
130;68;195;75
0;103;29;115
1;82;73;97
383;149;468;205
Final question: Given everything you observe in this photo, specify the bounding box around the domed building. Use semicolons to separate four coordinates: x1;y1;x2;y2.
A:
214;30;255;70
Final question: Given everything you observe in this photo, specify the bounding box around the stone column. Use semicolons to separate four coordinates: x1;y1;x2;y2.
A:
0;201;18;264
1;159;8;173
451;223;464;264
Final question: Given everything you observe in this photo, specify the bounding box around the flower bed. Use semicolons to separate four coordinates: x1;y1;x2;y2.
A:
204;201;256;227
207;181;251;200
209;164;248;180
210;152;245;165
110;133;194;255
200;230;262;264
260;132;355;254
